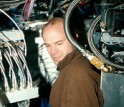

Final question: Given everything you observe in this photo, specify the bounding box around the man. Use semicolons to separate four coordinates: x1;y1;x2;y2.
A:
42;17;104;107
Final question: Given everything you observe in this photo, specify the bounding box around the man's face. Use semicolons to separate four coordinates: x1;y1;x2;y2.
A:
42;23;74;65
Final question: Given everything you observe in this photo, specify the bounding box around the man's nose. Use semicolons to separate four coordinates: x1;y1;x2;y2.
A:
51;46;58;55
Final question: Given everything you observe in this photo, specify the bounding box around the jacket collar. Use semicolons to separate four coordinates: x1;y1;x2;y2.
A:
57;49;79;71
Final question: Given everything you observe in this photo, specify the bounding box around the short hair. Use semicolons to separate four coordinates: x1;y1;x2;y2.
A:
42;17;64;32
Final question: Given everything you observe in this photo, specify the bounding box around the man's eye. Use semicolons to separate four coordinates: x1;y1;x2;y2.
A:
45;44;50;47
57;42;63;45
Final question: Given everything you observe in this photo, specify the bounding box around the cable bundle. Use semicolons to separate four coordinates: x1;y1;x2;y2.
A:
0;40;33;91
0;9;38;106
22;0;35;21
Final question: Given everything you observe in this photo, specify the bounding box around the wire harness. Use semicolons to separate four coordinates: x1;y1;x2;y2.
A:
0;9;38;106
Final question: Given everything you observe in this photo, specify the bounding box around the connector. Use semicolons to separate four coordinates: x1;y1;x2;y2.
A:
0;87;39;105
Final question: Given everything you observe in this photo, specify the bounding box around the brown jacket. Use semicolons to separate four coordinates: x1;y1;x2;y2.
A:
50;49;104;107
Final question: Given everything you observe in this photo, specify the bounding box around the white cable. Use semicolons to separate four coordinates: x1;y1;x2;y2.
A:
0;35;25;89
17;47;32;87
0;8;27;56
11;43;32;87
3;49;18;90
11;50;26;89
0;31;32;89
0;50;10;92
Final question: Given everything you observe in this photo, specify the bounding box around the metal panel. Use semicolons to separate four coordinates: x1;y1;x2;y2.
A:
101;72;124;107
